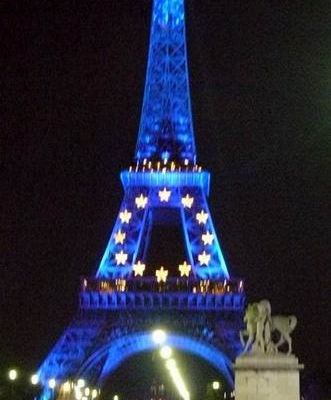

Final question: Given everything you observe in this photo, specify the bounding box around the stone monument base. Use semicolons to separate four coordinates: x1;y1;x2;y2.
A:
234;353;304;400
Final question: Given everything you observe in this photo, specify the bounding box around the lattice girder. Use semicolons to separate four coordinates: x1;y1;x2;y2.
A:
96;172;229;279
136;0;196;162
38;309;243;399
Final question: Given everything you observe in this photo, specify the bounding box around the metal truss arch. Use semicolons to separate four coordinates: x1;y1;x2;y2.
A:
77;331;234;387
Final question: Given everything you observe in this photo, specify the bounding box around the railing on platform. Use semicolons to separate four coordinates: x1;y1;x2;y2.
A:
80;277;245;311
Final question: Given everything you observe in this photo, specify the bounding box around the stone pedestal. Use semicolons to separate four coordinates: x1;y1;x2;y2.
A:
234;354;304;400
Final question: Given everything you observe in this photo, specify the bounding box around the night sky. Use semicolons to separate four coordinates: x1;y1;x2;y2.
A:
1;0;330;396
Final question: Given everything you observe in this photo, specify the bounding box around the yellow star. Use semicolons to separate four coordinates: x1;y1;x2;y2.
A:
158;187;171;202
115;250;128;265
202;231;214;245
135;194;148;209
133;261;145;277
178;261;191;277
198;251;211;266
119;209;132;224
114;230;126;244
155;266;168;283
196;210;208;224
181;194;194;208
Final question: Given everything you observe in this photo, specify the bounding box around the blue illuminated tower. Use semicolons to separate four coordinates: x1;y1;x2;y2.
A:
37;1;245;399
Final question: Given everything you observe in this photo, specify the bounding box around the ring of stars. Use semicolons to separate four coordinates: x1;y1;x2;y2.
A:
181;194;194;208
115;250;128;265
135;194;148;209
133;261;146;276
178;261;191;277
155;266;168;283
198;251;211;266
119;209;132;224
158;187;171;202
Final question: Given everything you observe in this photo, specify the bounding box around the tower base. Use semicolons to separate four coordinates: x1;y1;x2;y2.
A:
234;354;303;400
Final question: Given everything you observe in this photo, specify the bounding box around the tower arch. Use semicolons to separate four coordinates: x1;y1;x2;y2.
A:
78;332;234;387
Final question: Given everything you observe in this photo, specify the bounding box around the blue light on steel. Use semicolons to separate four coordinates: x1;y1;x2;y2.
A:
135;0;196;163
36;1;245;398
96;169;230;279
82;332;234;386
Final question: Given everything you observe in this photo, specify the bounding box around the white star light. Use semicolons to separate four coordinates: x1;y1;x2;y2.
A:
158;187;171;202
178;261;191;277
201;231;214;246
115;250;128;265
135;194;148;209
114;230;126;244
155;266;168;283
198;251;211;266
119;209;132;224
133;261;145;277
196;210;208;225
181;194;194;208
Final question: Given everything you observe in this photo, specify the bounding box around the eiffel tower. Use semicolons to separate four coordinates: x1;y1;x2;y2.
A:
37;1;245;398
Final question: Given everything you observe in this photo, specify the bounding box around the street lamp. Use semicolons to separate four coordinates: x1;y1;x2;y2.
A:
212;381;220;390
8;369;18;400
152;329;167;345
8;369;18;381
160;345;172;359
77;378;86;388
31;374;39;385
113;395;119;400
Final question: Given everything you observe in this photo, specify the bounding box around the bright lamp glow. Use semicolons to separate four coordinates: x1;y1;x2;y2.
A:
160;345;172;359
212;381;220;390
31;374;39;385
91;389;98;399
113;395;119;400
48;378;56;389
75;388;83;400
8;369;18;381
165;358;190;400
165;358;177;370
77;379;85;388
152;329;167;345
62;381;71;393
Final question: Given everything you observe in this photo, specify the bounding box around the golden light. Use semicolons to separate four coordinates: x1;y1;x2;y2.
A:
181;194;194;208
201;231;214;245
133;260;146;277
115;250;128;265
114;230;126;244
62;381;71;393
196;210;208;224
155;266;168;283
135;194;148;209
178;261;191;277
198;251;211;266
158;187;171;202
119;209;132;224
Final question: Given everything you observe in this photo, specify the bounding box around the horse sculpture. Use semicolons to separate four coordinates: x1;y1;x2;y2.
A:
240;300;297;355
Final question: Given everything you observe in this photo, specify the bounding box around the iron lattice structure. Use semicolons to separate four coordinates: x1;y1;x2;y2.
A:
37;1;245;399
136;0;196;162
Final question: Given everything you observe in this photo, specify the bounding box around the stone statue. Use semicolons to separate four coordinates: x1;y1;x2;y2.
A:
240;300;297;355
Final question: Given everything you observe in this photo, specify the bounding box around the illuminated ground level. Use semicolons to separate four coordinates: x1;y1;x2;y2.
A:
98;350;232;400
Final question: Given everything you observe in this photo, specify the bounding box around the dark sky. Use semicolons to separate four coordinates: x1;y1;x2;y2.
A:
1;0;330;393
